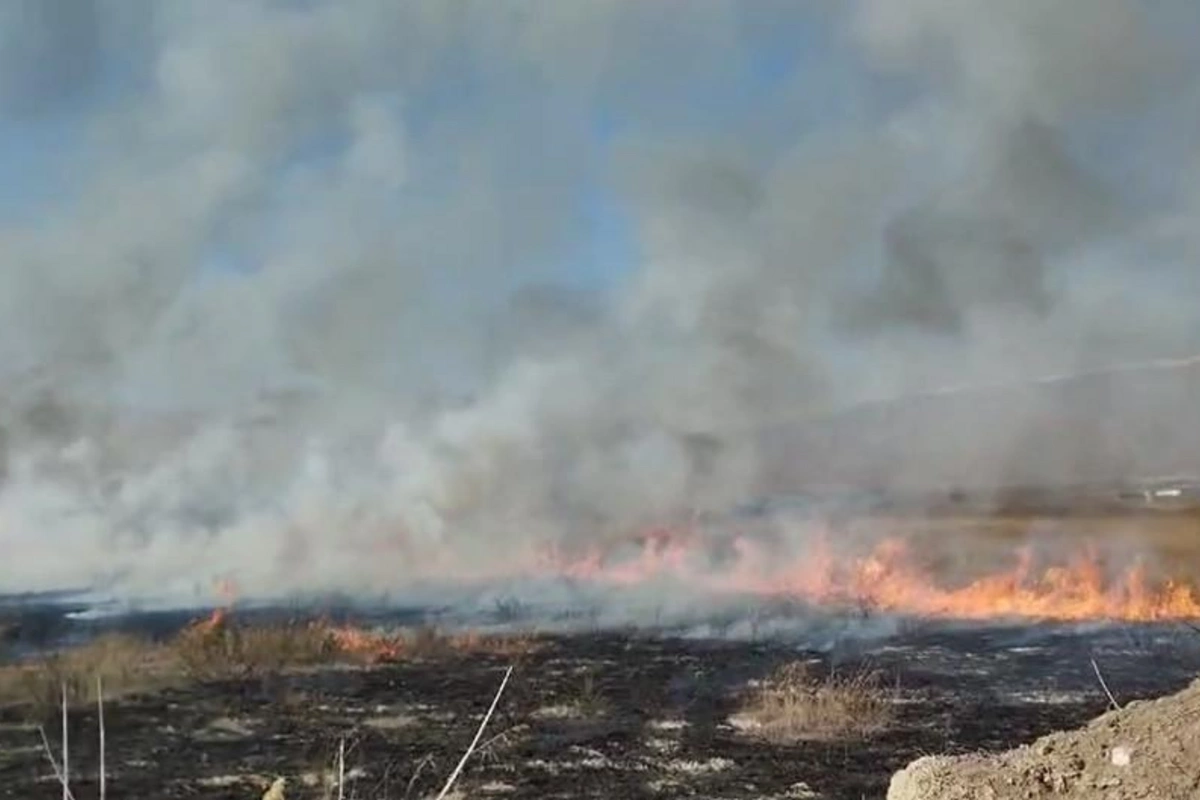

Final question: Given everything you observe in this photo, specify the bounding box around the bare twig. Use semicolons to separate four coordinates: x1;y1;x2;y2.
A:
36;725;76;800
475;724;524;762
61;684;69;800
403;753;435;800
1091;657;1120;711
434;665;514;800
98;676;106;800
337;737;346;800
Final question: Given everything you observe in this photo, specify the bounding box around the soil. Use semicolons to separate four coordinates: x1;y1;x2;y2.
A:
888;677;1200;800
1;622;1198;800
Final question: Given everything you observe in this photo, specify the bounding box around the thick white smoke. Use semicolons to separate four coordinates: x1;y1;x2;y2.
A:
2;1;1200;605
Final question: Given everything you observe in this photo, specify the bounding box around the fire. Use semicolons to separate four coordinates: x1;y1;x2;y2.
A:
543;530;1200;623
180;523;1199;631
186;577;240;635
810;542;1200;621
326;625;407;663
192;606;229;635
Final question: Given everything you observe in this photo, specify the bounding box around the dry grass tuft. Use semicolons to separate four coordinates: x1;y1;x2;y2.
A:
571;669;609;717
736;660;896;742
172;616;342;681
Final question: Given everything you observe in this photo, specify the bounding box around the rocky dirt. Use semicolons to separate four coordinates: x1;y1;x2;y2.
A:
0;622;1198;799
888;675;1200;800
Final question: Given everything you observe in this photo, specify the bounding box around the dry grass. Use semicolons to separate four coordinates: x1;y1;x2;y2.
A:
570;669;609;718
443;629;541;660
735;661;896;742
0;633;175;712
173;616;343;681
331;624;541;664
0;615;540;710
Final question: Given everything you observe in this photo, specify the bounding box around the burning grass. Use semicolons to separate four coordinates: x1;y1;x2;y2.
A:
733;660;897;743
173;613;344;681
551;528;1200;623
0;611;541;711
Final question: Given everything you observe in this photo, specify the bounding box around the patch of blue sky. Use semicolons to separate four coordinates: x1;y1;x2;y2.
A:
4;6;895;315
0;114;77;224
573;13;870;295
0;13;154;225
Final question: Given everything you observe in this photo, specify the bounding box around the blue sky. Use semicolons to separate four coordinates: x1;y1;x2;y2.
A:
0;5;864;296
0;112;77;223
3;0;1199;403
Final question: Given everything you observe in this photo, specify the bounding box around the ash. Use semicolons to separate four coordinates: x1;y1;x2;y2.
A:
3;593;1199;799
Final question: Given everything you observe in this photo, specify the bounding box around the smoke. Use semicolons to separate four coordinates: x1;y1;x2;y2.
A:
2;0;1200;605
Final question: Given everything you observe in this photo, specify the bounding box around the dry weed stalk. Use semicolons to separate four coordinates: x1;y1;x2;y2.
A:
34;681;108;800
97;677;106;800
337;737;346;800
36;685;76;800
434;665;514;800
1090;657;1121;711
403;753;436;799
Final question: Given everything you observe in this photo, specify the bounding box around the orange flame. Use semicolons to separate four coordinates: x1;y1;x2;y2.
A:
180;577;241;637
543;529;1200;622
192;606;228;634
327;625;407;663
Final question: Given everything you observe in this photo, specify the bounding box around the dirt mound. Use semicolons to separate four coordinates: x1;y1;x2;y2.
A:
888;677;1200;799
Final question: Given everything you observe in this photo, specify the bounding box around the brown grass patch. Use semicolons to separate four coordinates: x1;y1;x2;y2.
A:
0;615;541;710
172;616;343;681
444;629;541;660
328;624;541;664
735;661;896;742
0;633;175;712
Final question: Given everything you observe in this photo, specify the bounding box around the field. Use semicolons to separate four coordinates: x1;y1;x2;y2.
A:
1;613;1199;798
3;510;1200;798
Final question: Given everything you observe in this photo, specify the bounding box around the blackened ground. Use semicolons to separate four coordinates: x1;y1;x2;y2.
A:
1;620;1199;800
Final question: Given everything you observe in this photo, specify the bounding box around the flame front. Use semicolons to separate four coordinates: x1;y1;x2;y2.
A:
542;530;1200;622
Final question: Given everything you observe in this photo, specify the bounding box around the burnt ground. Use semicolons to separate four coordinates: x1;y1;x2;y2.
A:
2;619;1200;800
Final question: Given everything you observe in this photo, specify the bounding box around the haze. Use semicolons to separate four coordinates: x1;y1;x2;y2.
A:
2;1;1200;604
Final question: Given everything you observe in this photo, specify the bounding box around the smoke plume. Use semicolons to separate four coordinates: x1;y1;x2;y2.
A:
2;0;1200;606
